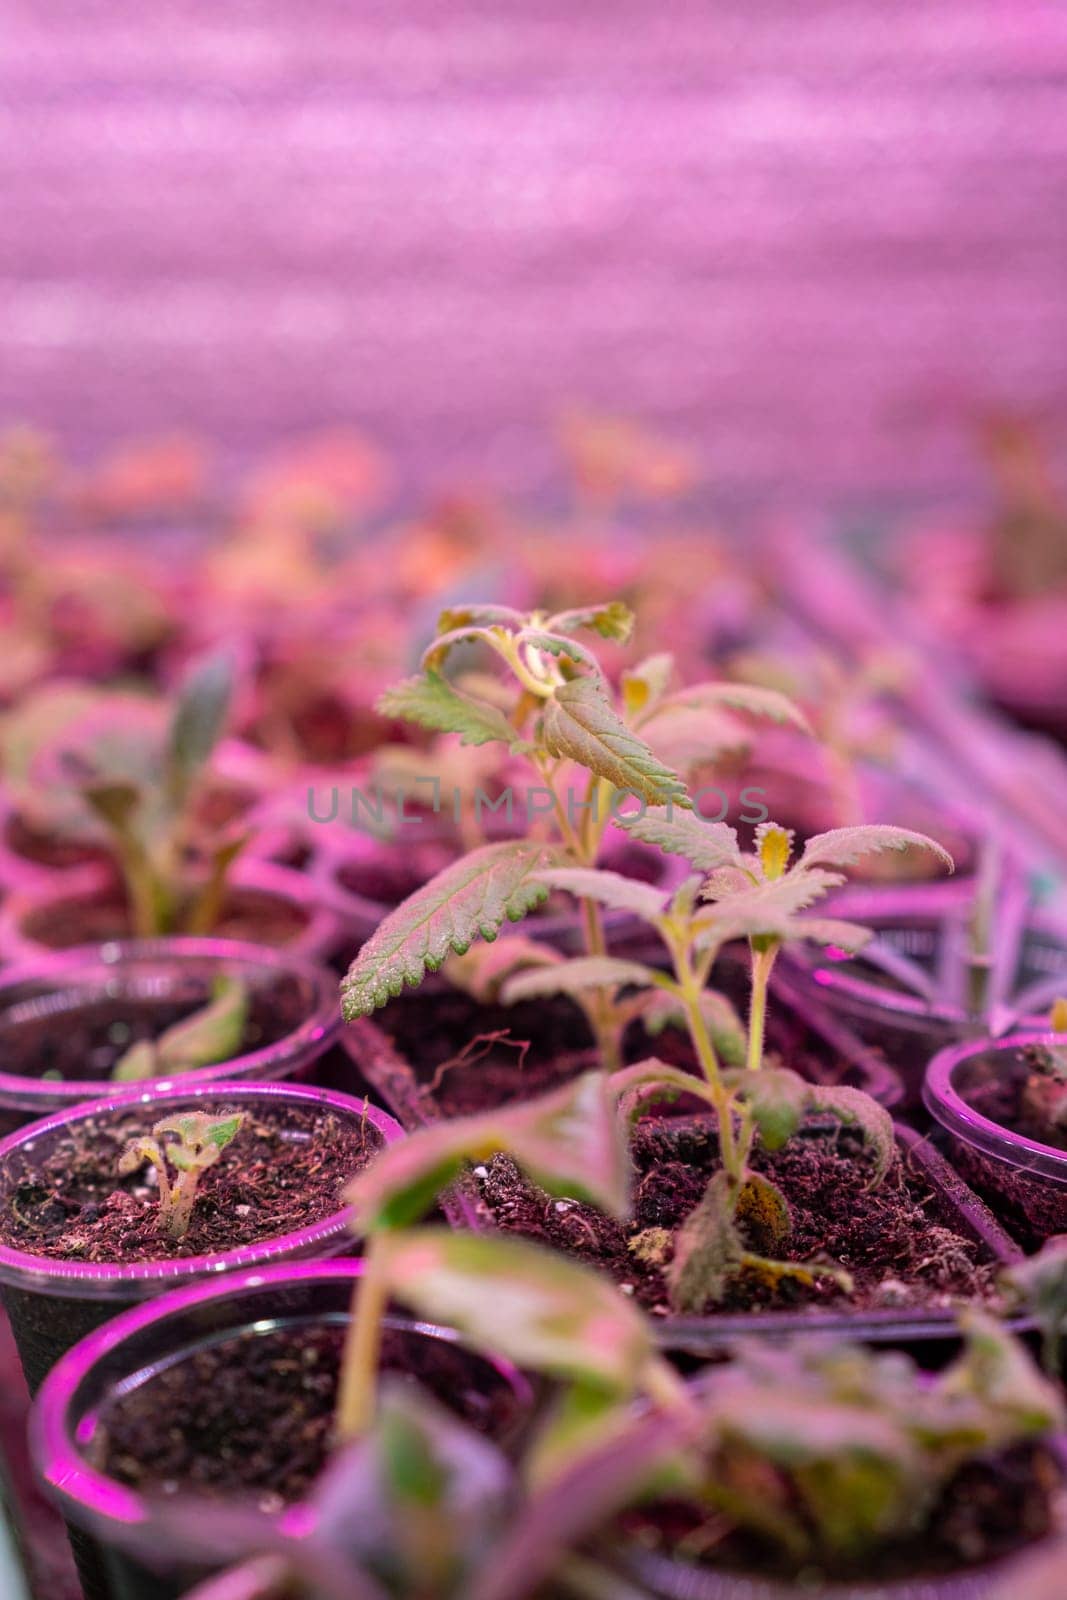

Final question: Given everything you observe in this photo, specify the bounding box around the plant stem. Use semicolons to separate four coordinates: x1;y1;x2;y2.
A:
674;946;740;1179
336;1237;390;1440
746;943;778;1075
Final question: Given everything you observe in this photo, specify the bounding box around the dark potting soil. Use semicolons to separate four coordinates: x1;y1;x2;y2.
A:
0;976;309;1084
475;1117;997;1317
377;982;874;1123
96;1321;519;1507
0;1101;370;1262
623;1442;1061;1585
20;884;310;950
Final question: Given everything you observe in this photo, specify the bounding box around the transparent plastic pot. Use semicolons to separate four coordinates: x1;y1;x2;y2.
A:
924;1030;1067;1246
0;858;344;965
30;1260;534;1600
0;938;342;1142
0;1078;402;1394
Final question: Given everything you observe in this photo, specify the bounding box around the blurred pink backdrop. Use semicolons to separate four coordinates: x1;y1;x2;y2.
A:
2;0;1066;511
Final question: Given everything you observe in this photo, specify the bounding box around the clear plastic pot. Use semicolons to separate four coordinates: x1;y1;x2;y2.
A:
0;938;341;1142
924;1031;1067;1247
0;1078;402;1394
30;1260;534;1600
0;858;344;965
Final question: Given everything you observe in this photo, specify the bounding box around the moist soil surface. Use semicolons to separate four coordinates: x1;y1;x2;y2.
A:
375;979;884;1123
96;1321;520;1507
0;1101;371;1262
475;1116;997;1317
623;1443;1061;1584
0;976;310;1084
20;883;309;950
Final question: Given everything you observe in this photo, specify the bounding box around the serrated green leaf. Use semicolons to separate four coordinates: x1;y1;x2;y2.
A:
501;955;664;1005
341;842;561;1017
539;677;691;806
806;1084;895;1186
798;825;955;875
652;680;812;734
376;670;526;750
378;1227;655;1392
616;806;745;874
543;601;635;643
422;625;510;674
347;1070;631;1229
533;866;667;925
519;629;603;673
667;1170;745;1312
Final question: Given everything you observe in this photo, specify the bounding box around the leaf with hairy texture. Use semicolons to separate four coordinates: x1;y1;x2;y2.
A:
544;601;635;643
609;1058;718;1122
700;867;844;914
348;1070;631;1229
437;603;527;633
341;842;561;1018
539;678;691;806
792;917;876;953
798;825;955;875
378;1227;656;1392
736;1172;792;1250
376;671;528;750
667;1171;745;1312
519;629;602;673
1002;1237;1067;1370
806;1084;895;1186
421;624;512;674
533;866;667;924
167;650;234;783
729;1067;811;1151
946;1309;1066;1441
639;989;747;1067
616;806;746;874
501;955;666;1006
620;652;674;717
651;681;812;734
443;938;563;1004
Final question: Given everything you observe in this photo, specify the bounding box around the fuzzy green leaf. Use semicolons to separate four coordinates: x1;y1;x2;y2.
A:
532;866;667;925
501;956;664;1005
730;1067;811;1151
639;989;747;1067
341;842;561;1017
806;1084;895;1186
422;625;510;674
539;677;691;806
376;670;526;750
519;629;603;673
667;1170;745;1312
609;1058;717;1122
616;806;745;874
544;601;635;643
347;1070;632;1229
378;1226;655;1392
1002;1237;1067;1369
437;604;527;633
798;826;955;875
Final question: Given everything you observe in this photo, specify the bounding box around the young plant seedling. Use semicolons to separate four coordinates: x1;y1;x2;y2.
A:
112;977;250;1082
118;1110;245;1240
345;600;810;1068
658;1308;1063;1573
491;815;952;1308
2;649;242;936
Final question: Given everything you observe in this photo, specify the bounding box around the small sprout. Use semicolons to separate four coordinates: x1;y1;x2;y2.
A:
118;1110;245;1240
112;977;250;1082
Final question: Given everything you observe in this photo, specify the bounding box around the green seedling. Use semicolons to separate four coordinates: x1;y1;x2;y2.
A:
1;649;242;936
112;977;250;1082
118;1110;245;1240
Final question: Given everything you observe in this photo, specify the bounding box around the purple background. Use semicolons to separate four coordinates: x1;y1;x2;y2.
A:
2;0;1067;511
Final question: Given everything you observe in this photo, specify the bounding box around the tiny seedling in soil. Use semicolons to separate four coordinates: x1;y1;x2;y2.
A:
2;649;244;936
111;977;250;1082
119;1111;246;1240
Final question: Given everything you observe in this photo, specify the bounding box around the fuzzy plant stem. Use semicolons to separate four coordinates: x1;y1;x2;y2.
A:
674;951;740;1180
336;1237;390;1440
746;942;779;1076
